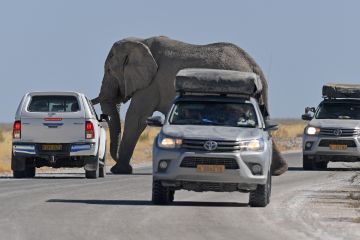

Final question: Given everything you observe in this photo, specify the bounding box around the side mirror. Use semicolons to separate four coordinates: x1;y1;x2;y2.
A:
301;113;313;121
100;114;110;122
264;120;278;131
305;107;315;114
146;116;164;127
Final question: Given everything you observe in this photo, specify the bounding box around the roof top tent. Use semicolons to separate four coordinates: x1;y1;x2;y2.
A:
175;68;263;98
322;84;360;99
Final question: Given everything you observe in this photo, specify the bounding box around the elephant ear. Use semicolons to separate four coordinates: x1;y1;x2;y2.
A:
121;41;158;100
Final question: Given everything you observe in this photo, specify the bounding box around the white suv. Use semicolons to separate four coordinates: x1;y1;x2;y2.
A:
12;92;107;179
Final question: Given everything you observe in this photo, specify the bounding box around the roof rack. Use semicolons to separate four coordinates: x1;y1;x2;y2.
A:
322;83;360;99
175;68;262;97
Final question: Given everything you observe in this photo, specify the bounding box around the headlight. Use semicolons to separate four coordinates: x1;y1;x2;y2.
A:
157;134;182;149
239;138;264;152
305;126;320;135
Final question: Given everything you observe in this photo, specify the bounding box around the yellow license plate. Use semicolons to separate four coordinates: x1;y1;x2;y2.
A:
329;144;347;150
42;144;62;151
196;165;225;173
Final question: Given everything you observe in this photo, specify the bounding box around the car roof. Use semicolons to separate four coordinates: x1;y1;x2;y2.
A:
26;91;85;97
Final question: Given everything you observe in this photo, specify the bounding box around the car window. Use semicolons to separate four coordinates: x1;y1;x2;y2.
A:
169;101;258;127
28;96;80;112
86;98;99;119
315;102;360;120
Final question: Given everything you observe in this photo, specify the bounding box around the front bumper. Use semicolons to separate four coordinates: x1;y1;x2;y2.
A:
153;145;271;187
12;142;97;158
303;135;360;161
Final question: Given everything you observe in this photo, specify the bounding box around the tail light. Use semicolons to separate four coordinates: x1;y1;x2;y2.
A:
13;120;21;139
85;121;95;139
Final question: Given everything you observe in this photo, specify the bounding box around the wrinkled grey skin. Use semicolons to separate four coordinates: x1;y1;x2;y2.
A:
92;36;287;175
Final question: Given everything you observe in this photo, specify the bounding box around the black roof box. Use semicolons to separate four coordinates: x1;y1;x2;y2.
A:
175;68;262;96
322;83;360;99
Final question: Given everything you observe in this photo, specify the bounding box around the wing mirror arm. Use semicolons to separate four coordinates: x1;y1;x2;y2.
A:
264;120;278;131
146;116;164;127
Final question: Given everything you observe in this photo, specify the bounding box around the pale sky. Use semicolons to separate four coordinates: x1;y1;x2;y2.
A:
1;0;359;122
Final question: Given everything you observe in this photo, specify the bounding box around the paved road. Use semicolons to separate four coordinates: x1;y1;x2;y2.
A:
0;152;359;240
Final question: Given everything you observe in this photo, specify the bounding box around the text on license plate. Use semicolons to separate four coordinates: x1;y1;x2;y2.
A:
42;144;62;151
196;165;225;173
329;144;347;150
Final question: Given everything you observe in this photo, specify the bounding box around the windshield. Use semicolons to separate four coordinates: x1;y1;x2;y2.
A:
315;102;360;120
169;101;258;127
28;95;80;112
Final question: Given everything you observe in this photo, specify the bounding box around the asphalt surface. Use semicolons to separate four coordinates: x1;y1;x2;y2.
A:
0;152;359;240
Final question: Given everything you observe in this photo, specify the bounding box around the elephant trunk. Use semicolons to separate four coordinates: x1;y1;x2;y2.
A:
100;101;121;162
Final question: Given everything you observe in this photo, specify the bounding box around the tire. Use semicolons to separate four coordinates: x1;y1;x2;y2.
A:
85;168;99;179
152;179;172;205
315;161;327;170
249;172;271;207
303;155;314;170
13;166;35;178
13;170;25;178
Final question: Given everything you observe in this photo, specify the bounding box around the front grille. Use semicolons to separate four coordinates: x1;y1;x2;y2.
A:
319;128;359;137
318;139;357;147
181;181;239;192
180;156;239;169
182;139;240;152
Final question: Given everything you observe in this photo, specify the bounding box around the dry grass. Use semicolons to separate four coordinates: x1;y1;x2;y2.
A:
0;128;12;173
272;119;306;152
0;120;304;173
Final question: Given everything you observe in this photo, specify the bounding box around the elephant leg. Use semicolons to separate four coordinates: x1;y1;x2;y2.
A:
271;140;288;176
110;89;157;174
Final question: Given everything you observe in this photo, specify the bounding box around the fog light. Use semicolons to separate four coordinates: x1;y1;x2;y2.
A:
305;141;314;151
251;164;262;175
158;160;169;172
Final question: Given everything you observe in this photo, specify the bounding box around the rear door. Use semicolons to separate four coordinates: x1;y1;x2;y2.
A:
21;94;86;143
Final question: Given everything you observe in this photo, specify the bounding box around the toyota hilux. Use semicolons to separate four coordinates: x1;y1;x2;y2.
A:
302;84;360;170
12;91;108;178
147;69;278;207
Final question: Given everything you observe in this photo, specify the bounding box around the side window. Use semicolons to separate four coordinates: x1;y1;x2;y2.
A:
86;98;98;119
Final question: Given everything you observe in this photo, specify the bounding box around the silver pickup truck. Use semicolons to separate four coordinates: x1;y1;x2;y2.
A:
147;69;277;207
302;84;360;170
12;91;107;178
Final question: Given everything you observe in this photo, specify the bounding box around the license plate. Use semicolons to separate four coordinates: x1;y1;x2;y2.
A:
329;144;347;150
196;165;225;173
42;144;62;151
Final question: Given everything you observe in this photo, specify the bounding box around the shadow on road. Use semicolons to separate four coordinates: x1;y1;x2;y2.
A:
47;199;248;207
288;167;360;172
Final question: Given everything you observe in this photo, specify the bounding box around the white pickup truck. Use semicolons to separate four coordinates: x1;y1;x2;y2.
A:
12;92;107;179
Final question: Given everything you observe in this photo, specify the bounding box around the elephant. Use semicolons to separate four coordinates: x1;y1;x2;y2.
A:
92;36;288;175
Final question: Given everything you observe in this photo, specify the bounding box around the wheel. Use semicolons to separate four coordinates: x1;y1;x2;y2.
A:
315;161;327;170
303;155;314;170
152;179;172;205
249;172;271;207
99;165;106;178
25;166;36;178
13;166;35;178
13;170;25;178
85;168;99;179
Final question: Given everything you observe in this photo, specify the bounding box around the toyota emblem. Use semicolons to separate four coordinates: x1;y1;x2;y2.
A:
333;129;342;136
204;141;218;151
